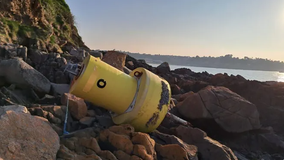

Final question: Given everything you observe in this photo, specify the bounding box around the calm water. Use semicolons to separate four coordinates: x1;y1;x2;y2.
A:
149;63;284;82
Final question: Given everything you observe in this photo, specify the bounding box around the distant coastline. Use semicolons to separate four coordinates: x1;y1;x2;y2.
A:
122;52;284;72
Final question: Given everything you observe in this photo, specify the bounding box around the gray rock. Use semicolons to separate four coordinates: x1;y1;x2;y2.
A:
0;104;29;117
2;44;17;58
79;117;96;126
29;50;49;64
70;48;86;60
89;50;103;59
233;151;249;160
0;87;38;105
0;58;51;93
87;110;96;117
0;77;6;87
0;111;60;160
96;115;114;128
0;44;27;61
17;46;27;61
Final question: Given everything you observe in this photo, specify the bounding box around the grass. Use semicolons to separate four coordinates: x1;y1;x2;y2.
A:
0;0;85;49
39;0;73;25
50;35;56;44
39;0;77;45
0;18;51;45
1;18;38;38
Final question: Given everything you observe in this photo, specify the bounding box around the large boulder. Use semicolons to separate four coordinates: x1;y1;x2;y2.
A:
0;111;60;160
0;58;51;93
175;125;237;160
208;75;284;136
102;50;127;71
177;86;261;133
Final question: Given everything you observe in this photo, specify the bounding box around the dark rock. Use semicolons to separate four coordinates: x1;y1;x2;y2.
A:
47;112;61;124
174;125;237;160
28;107;48;118
156;62;170;74
0;77;6;87
208;74;284;136
0;58;51;93
177;86;261;133
125;55;154;71
173;68;193;75
79;117;96;127
50;83;70;95
51;123;63;136
218;128;284;159
89;50;103;59
28;50;70;84
28;49;49;65
87;110;96;117
170;84;182;95
123;66;131;74
17;46;27;61
0;87;39;105
55;70;69;84
36;94;61;105
96;115;115;129
126;61;134;70
0;44;27;60
158;73;178;85
70;48;86;61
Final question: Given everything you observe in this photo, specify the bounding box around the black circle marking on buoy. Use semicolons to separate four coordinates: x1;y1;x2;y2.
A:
97;79;106;88
134;71;142;77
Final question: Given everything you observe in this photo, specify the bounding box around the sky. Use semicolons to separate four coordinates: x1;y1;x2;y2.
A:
65;0;284;61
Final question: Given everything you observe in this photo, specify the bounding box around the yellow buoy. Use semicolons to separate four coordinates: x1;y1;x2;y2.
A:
67;55;171;133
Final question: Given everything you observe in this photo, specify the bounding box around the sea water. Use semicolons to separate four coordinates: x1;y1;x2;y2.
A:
149;63;284;82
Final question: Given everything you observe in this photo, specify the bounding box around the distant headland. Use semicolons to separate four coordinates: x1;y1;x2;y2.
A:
117;51;284;72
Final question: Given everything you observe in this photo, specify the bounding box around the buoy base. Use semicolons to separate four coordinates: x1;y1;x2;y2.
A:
111;67;171;133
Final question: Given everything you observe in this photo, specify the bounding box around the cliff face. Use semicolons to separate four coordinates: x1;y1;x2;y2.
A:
0;0;88;53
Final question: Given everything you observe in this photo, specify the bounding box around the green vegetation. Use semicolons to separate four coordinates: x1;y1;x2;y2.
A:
39;0;81;46
0;18;48;41
50;35;56;44
0;0;87;51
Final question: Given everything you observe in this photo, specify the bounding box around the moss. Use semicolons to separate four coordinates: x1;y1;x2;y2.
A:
1;18;48;41
50;35;56;44
0;0;88;51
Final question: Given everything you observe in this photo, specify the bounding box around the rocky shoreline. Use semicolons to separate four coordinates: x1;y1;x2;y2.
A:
1;43;284;160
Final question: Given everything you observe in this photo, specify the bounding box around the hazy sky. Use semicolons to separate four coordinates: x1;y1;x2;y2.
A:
66;0;284;61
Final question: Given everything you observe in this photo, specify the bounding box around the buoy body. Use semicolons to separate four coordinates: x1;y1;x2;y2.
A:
69;55;171;132
69;55;137;114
